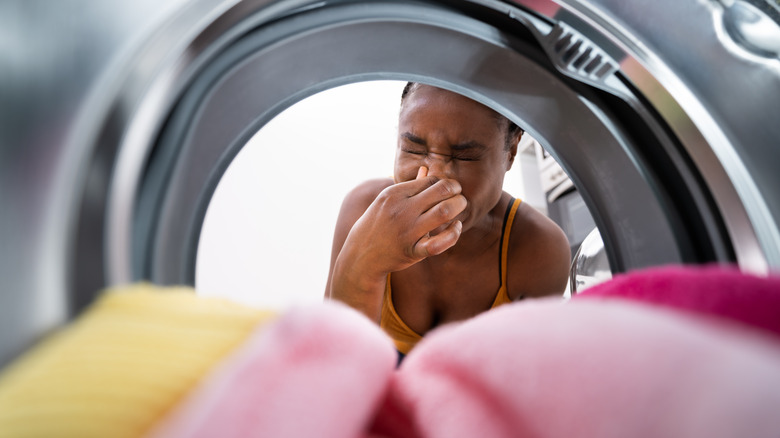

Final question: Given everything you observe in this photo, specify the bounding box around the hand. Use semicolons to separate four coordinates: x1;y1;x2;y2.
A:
328;166;467;321
341;166;467;279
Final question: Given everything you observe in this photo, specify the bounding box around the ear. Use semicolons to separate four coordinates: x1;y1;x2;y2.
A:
505;132;521;171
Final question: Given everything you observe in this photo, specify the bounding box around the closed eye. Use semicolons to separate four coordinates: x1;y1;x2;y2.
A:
452;150;482;161
450;140;486;162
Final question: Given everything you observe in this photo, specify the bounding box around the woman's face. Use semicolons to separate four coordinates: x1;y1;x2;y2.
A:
394;85;517;232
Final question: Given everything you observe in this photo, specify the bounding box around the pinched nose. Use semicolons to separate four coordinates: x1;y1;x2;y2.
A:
424;154;455;179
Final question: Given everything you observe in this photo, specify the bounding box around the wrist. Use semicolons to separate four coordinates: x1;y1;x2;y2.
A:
332;246;388;293
329;247;389;322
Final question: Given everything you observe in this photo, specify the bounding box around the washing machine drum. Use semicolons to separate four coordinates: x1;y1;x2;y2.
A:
1;0;779;363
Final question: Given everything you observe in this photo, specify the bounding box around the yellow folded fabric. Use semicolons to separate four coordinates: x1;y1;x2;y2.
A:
0;284;276;438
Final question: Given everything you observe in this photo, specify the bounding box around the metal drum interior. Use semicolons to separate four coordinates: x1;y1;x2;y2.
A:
1;0;778;364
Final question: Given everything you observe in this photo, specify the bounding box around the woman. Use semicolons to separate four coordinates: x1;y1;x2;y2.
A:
325;83;570;357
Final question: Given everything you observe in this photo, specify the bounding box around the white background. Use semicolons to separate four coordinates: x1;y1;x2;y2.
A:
195;81;544;309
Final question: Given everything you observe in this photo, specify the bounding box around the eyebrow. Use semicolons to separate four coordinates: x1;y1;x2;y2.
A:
401;132;488;151
450;140;487;152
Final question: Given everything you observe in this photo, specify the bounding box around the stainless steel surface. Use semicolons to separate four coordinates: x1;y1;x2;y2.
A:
1;0;779;365
723;0;780;57
518;0;780;273
104;0;288;287
0;0;192;364
570;227;612;293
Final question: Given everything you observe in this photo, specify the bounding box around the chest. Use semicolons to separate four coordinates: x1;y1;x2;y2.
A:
389;244;505;335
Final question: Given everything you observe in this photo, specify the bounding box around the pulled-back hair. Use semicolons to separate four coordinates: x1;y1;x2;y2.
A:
400;82;524;150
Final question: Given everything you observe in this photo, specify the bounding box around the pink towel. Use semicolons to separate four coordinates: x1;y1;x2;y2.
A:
575;264;780;340
148;303;397;438
382;298;780;438
152;266;780;437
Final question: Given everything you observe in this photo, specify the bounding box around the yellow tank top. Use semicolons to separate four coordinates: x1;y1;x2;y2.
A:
381;198;522;355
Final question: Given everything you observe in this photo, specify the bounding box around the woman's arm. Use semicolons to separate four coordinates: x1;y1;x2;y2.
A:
324;178;392;300
325;169;467;322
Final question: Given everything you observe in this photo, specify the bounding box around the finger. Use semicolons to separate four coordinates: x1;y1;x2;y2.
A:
386;175;460;204
413;220;463;258
414;194;467;235
412;178;464;211
393;166;427;185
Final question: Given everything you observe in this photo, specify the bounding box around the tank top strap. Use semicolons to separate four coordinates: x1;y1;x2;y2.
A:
499;198;523;289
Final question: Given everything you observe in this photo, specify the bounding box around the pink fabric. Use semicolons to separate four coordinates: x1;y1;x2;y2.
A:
151;266;780;437
574;264;780;340
385;299;780;438
148;303;397;438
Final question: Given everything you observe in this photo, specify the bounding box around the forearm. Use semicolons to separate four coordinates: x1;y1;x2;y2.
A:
328;245;388;323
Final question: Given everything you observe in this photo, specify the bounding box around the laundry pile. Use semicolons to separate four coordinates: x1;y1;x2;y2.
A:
1;266;779;437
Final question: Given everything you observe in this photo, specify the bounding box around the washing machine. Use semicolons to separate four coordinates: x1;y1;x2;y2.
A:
1;0;778;364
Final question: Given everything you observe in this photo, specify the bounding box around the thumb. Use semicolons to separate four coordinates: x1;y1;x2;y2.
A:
413;220;463;259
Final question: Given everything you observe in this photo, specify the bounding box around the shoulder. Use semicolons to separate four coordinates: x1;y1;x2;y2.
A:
333;178;394;233
340;178;394;215
507;201;571;299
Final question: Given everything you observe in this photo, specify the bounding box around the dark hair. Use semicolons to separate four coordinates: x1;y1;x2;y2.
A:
400;82;524;150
